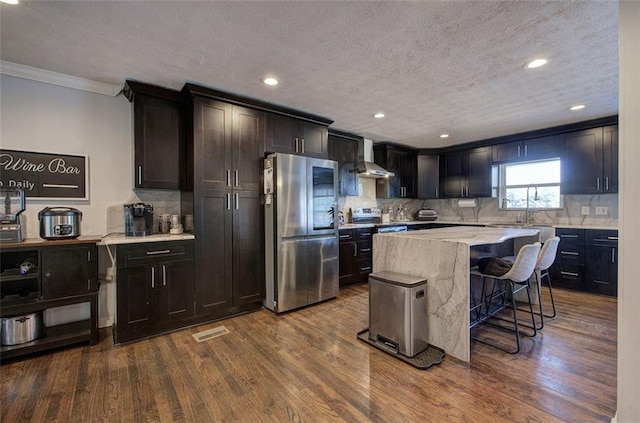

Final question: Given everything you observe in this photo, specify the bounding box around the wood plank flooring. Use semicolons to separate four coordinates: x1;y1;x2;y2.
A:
1;285;617;422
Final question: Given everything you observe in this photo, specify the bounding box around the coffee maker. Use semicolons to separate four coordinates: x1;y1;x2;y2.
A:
123;203;154;236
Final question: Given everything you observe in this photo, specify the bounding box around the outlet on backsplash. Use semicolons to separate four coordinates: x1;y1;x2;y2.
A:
581;206;590;215
595;206;608;215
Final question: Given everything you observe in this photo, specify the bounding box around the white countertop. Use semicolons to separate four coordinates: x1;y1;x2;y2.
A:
339;220;617;231
99;233;195;245
376;226;541;246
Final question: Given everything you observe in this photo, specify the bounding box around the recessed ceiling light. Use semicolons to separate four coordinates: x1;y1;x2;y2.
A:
373;112;385;119
263;77;278;86
440;134;449;138
526;58;548;69
0;0;19;4
569;104;586;111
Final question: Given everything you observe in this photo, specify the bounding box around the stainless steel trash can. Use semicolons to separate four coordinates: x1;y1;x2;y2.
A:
369;271;428;357
1;311;44;346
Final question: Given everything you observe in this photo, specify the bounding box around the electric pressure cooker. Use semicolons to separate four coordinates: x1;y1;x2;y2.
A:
38;207;82;240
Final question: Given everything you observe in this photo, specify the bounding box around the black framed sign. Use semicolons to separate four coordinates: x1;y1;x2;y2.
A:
0;149;89;199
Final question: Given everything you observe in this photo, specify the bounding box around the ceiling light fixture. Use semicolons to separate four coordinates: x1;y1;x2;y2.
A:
0;0;19;4
440;134;449;138
526;58;548;69
373;112;385;119
263;77;278;86
569;104;586;111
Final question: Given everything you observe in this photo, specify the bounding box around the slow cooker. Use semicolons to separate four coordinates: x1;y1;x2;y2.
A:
38;207;82;240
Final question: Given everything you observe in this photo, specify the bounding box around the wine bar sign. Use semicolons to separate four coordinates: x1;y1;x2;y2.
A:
0;149;89;199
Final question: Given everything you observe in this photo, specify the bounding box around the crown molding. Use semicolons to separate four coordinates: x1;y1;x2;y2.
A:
0;61;121;96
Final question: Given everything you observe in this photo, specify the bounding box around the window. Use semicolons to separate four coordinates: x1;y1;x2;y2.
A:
497;158;562;210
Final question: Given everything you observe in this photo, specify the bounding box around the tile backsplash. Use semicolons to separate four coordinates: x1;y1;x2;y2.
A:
339;179;618;227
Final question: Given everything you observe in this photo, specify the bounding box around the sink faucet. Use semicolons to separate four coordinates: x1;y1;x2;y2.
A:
525;186;539;224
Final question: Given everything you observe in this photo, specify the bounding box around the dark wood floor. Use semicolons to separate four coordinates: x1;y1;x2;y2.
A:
1;285;616;422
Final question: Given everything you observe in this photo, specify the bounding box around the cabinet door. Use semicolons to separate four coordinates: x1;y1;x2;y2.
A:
265;113;298;154
492;141;522;163
330;135;359;196
440;151;464;198
586;245;617;296
466;147;492;197
158;258;195;327
383;149;404;197
299;121;328;159
116;264;157;342
233;106;265;191
401;152;417;198
232;190;265;306
338;241;357;287
193;190;233;318
193;97;233;189
561;128;603;194
41;245;97;299
133;94;184;189
602;125;618;193
523;135;560;160
417;154;439;199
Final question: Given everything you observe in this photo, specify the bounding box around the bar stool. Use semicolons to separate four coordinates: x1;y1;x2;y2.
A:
470;242;541;354
503;236;560;330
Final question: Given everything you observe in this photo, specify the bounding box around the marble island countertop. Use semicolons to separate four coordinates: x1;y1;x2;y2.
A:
339;220;617;231
378;226;541;246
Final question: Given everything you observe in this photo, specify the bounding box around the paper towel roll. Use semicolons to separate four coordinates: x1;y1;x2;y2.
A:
458;198;477;208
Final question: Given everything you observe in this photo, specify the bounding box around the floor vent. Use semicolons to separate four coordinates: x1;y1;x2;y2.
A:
192;326;229;342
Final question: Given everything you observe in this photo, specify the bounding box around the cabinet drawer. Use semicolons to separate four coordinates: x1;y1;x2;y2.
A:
357;228;374;241
555;228;585;244
553;264;586;291
338;229;356;243
586;230;618;245
556;244;585;265
356;258;373;278
117;241;194;268
357;240;372;258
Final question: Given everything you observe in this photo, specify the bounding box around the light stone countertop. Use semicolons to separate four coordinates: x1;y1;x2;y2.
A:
339;220;617;231
376;226;541;246
99;233;195;245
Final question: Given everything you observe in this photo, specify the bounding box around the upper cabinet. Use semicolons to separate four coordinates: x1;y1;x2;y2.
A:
417;154;440;199
374;144;417;198
328;130;363;196
124;80;185;190
440;147;492;198
561;125;618;194
266;114;329;159
491;135;560;163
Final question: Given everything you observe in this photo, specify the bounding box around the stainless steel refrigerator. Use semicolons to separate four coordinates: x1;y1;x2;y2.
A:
263;153;339;313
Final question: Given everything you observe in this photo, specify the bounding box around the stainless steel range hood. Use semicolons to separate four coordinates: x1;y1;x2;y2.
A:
358;139;395;178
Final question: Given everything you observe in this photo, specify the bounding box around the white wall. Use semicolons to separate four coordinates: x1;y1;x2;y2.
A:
617;1;640;422
1;74;134;327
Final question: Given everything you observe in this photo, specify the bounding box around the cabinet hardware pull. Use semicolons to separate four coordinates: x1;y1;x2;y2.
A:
612;247;615;264
608;236;618;240
361;267;372;271
235;193;239;210
226;170;231;187
360;248;371;253
151;266;155;288
560;234;579;238
227;193;231;210
560;271;580;277
561;251;579;255
353;244;357;257
88;279;91;291
88;250;91;261
138;166;142;185
301;138;305;153
360;233;371;237
234;170;239;187
294;138;299;152
593;280;609;285
146;249;171;255
339;234;351;239
605;176;609;191
435;187;438;198
524;145;528;156
162;265;167;286
596;177;600;192
461;186;464;197
517;145;521;157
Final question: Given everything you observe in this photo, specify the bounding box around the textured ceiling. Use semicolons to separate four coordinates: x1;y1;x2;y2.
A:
0;1;618;149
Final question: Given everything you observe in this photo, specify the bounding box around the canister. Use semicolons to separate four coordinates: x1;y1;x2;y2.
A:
1;311;44;345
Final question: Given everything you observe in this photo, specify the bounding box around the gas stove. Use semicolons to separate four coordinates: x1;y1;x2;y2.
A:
351;207;408;233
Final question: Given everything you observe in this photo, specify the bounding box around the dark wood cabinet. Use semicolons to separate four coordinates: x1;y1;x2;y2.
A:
124;80;185;190
440;147;492;198
266;114;329;159
417;154;440;199
374;144;417;198
491;135;560;163
561;126;618;194
338;228;373;287
0;239;99;360
328;131;363;196
551;228;617;297
114;240;195;343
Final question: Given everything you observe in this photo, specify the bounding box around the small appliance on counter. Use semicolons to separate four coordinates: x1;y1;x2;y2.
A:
0;188;26;243
416;208;438;221
351;207;382;224
124;203;154;236
38;207;82;240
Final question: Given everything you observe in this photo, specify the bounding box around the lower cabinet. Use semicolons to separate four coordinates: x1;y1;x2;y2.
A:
551;228;618;297
115;240;195;343
338;228;373;287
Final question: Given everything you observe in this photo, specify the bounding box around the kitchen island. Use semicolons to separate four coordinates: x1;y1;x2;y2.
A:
372;226;540;362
